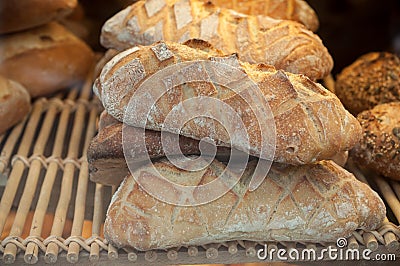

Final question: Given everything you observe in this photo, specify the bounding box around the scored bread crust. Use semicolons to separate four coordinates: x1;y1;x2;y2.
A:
207;0;319;32
104;158;385;251
0;76;31;135
95;41;361;165
0;22;94;97
100;0;332;80
351;102;400;180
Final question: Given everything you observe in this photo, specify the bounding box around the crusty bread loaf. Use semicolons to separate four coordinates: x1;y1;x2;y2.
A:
95;41;361;165
0;22;94;98
88;121;231;185
104;158;385;250
351;102;400;180
100;0;332;80
335;52;400;115
207;0;319;32
0;76;31;135
98;110;119;130
94;49;119;79
0;0;77;34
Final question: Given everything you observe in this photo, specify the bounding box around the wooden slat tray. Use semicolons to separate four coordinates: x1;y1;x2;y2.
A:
0;73;399;265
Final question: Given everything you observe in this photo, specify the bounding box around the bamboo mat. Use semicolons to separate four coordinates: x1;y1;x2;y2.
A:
0;73;399;265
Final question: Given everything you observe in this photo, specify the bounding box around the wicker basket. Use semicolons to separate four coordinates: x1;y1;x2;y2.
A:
0;74;399;265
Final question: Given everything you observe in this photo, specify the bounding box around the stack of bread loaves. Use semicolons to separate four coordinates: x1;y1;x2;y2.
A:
88;0;386;251
0;0;94;98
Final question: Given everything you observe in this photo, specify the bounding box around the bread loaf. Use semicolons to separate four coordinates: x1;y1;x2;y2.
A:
0;0;77;34
95;41;361;165
104;158;385;250
351;102;400;180
98;110;119;130
335;52;400;115
207;0;319;32
100;0;332;80
0;22;94;97
0;76;31;135
88;121;231;185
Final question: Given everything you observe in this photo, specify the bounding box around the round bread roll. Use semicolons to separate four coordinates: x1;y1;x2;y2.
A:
335;52;400;115
351;102;400;180
0;76;31;135
0;22;94;98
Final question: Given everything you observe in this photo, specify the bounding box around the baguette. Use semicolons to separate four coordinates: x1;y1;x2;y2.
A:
207;0;319;32
0;22;94;97
0;76;31;135
100;0;332;80
104;158;385;250
0;0;77;34
88;121;232;185
95;41;361;165
351;102;400;180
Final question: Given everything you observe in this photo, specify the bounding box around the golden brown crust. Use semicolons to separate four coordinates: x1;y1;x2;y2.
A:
351;102;400;180
104;158;385;250
0;23;94;98
0;0;77;34
335;52;400;115
96;41;360;165
88;121;232;185
0;76;31;135
100;0;332;80
208;0;319;32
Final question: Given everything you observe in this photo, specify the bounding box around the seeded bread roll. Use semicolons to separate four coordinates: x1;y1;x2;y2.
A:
335;52;400;115
0;0;77;34
104;158;385;251
207;0;319;32
351;102;400;180
0;76;31;135
0;22;94;97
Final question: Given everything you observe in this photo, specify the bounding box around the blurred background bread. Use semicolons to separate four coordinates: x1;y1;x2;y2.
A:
0;75;31;135
0;0;77;34
335;52;400;115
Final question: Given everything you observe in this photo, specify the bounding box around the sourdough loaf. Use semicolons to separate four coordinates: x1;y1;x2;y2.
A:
95;41;361;165
0;22;94;97
207;0;319;31
0;76;31;135
335;52;400;115
0;0;77;34
88;121;232;185
104;157;385;250
351;102;400;180
100;0;332;80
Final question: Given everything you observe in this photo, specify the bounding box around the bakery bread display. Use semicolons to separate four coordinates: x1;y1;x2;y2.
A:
104;158;385;251
0;0;77;34
0;22;94;98
0;76;31;135
100;0;333;80
207;0;319;32
95;41;360;165
351;102;400;181
335;52;400;115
